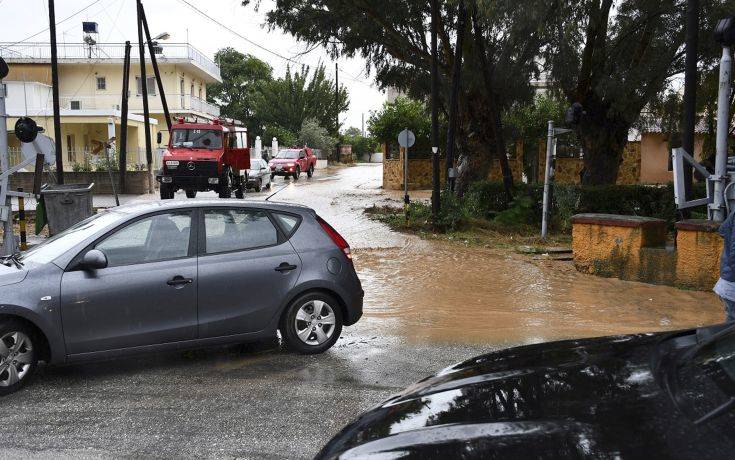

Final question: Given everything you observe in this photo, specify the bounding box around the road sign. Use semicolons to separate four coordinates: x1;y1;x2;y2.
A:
398;129;415;148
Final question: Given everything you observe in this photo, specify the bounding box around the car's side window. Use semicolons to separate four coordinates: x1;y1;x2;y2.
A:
96;212;192;267
204;209;278;254
272;212;300;236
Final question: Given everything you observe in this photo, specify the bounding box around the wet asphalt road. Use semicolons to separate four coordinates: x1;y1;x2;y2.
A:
0;164;722;459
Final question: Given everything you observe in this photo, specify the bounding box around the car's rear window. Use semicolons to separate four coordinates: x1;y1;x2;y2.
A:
272;212;300;236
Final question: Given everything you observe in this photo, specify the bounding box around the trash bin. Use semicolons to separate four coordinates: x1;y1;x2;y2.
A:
40;183;95;235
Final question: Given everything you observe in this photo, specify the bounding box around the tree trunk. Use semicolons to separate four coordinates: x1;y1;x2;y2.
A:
578;121;629;185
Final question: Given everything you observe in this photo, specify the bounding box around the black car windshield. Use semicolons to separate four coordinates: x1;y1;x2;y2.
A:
172;129;223;149
22;211;126;264
275;149;300;159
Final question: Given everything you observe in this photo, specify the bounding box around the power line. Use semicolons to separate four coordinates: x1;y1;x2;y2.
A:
175;0;301;65
4;0;105;47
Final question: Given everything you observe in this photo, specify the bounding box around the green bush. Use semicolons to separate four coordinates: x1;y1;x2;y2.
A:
457;181;696;232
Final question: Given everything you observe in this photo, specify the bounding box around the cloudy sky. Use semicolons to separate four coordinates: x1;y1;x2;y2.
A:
0;0;386;131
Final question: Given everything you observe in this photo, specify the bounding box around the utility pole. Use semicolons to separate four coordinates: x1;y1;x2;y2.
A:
444;0;466;191
137;0;154;193
140;5;172;135
0;64;14;254
119;41;131;193
335;62;340;162
430;0;440;221
48;0;64;183
361;113;365;137
682;0;699;208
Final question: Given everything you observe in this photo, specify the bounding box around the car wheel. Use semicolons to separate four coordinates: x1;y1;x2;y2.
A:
185;189;197;199
270;173;275;181
0;321;39;396
293;166;300;181
281;293;343;354
160;184;174;200
307;164;314;178
266;181;271;190
255;179;262;192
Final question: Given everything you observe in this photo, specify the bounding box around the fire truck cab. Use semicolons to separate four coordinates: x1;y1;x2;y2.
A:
157;119;250;199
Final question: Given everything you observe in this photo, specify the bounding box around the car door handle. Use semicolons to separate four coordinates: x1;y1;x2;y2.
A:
167;276;193;286
274;263;298;273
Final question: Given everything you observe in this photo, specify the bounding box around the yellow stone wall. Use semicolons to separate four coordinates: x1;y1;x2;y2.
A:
536;141;641;185
383;157;446;190
675;222;722;290
572;216;724;291
572;222;665;279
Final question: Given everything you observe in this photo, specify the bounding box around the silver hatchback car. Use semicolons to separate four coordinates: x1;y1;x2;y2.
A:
0;200;363;395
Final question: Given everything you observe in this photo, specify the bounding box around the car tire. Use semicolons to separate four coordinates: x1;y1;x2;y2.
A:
271;173;275;181
280;292;343;354
293;166;300;181
255;179;262;192
185;189;197;199
266;181;271;190
307;164;314;178
0;320;39;396
160;184;175;200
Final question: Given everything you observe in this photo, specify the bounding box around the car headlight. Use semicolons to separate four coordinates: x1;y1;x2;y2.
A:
286;162;294;167
166;160;179;167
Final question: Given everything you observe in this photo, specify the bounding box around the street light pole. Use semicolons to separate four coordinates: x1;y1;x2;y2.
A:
541;121;554;239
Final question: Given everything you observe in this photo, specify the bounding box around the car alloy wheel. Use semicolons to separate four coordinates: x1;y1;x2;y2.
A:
0;331;33;389
294;300;336;346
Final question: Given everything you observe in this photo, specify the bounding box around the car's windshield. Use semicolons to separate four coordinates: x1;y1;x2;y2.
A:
171;129;223;149
275;149;300;159
22;211;126;265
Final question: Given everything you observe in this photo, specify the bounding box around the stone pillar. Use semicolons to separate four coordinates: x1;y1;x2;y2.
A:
675;219;722;290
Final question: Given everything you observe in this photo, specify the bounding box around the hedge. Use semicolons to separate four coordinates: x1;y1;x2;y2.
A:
462;181;705;232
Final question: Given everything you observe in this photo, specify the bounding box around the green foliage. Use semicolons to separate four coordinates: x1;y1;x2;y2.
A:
298;118;336;152
342;127;378;158
207;48;273;143
264;125;297;148
503;95;565;142
254;64;348;136
367;97;430;156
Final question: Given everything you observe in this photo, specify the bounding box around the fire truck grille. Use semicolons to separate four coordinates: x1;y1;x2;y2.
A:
171;161;219;177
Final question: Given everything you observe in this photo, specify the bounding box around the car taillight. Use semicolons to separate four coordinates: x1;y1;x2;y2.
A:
316;216;352;261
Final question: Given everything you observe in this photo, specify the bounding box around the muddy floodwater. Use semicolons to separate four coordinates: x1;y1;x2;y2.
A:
274;164;723;348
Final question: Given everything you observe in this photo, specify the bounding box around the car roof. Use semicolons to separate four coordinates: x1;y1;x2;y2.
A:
111;199;314;217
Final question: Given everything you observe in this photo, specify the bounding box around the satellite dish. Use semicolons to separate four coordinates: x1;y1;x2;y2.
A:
21;134;56;165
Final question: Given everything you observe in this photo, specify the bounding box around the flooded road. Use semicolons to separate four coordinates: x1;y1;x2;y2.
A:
273;163;723;348
0;163;723;459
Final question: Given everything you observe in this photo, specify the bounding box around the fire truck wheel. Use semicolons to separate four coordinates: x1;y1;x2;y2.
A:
293;166;300;181
160;184;175;200
185;189;197;199
307;164;314;178
218;169;232;198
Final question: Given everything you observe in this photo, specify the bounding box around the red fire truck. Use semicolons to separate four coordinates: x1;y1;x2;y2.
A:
157;119;250;199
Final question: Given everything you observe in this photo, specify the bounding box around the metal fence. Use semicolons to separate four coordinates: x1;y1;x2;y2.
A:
7;147;155;172
0;42;221;80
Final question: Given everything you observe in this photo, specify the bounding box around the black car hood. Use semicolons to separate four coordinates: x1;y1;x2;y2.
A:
317;330;735;459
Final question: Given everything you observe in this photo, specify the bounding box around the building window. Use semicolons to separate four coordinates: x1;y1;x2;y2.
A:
198;86;202;99
96;76;106;90
70;100;81;110
1;83;6;97
190;84;195;97
135;76;157;96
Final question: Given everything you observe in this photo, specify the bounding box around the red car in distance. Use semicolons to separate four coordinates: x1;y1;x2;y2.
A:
269;147;317;181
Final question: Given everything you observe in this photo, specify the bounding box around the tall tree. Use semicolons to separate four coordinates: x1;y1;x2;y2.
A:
252;0;552;195
207;48;273;143
544;0;730;184
253;64;349;136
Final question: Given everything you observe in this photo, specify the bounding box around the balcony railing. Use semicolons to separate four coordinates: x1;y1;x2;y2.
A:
56;93;220;117
0;42;221;81
8;147;161;171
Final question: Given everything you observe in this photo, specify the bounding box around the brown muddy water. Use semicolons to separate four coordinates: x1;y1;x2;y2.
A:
274;164;723;347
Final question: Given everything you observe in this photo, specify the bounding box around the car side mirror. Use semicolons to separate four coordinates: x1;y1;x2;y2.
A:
82;249;108;270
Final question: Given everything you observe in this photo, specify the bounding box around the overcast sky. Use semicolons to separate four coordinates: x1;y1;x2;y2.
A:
0;0;386;131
